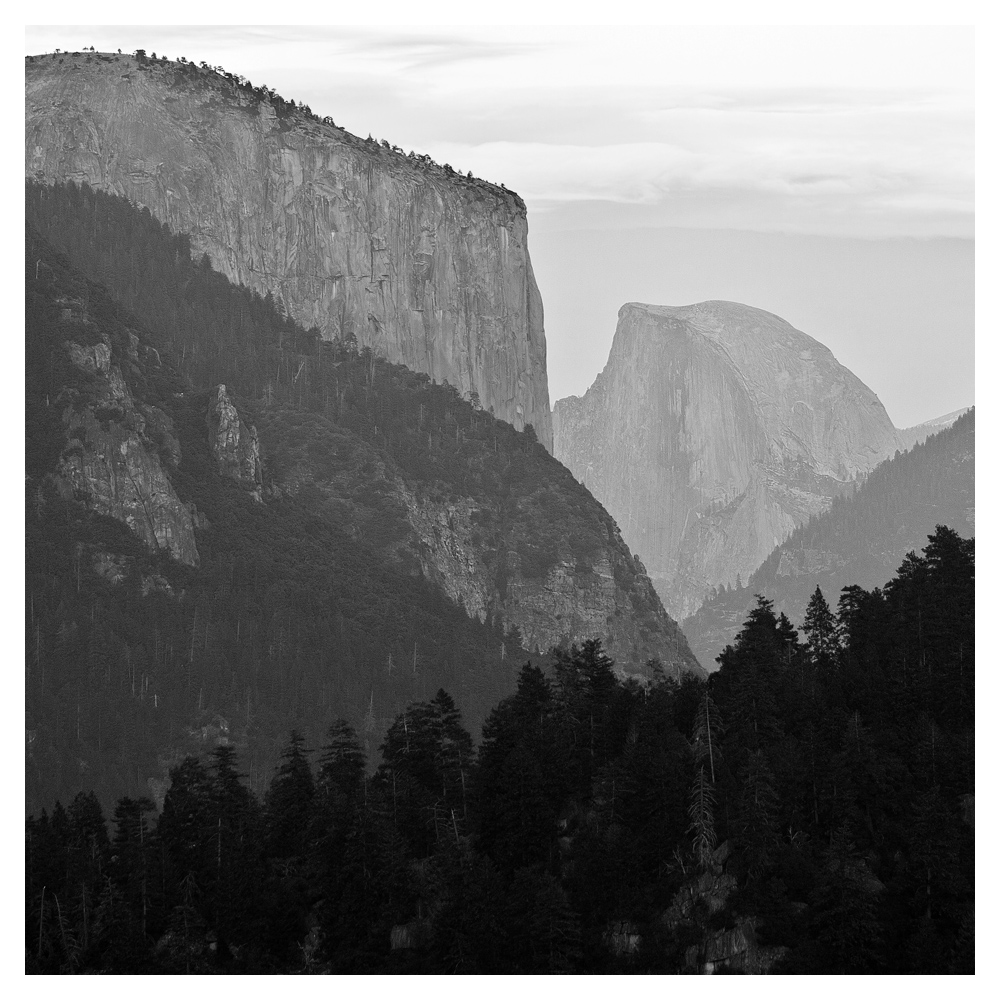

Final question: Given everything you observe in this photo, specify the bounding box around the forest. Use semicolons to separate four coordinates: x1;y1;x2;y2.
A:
26;527;974;973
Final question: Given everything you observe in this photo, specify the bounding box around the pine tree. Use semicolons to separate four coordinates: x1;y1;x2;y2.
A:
264;731;315;859
316;718;366;828
803;586;840;663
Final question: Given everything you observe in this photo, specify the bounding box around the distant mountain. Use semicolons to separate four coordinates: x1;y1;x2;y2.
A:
25;183;700;815
681;409;974;670
553;300;900;620
896;407;971;452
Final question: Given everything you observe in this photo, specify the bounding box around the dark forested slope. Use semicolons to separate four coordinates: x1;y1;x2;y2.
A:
26;182;698;815
27;528;974;973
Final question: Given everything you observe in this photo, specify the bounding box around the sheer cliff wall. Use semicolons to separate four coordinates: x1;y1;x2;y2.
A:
553;301;901;619
26;53;552;449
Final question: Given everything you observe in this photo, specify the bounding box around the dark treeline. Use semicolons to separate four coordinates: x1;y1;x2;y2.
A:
27;527;974;973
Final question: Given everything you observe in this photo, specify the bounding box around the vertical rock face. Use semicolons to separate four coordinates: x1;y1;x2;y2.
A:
553;301;901;619
25;53;552;449
206;384;262;486
397;490;702;678
58;327;199;567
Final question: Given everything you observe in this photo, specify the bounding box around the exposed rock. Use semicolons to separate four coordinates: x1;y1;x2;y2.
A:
603;921;641;957
77;542;129;584
775;547;846;578
58;335;199;566
399;488;701;677
554;301;900;620
257;408;702;678
206;384;262;486
663;842;788;974
26;53;552;449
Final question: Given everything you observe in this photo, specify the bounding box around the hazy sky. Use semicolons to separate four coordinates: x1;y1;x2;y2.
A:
24;23;975;427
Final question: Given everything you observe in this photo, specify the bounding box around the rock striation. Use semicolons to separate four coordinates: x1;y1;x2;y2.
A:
553;301;901;620
262;415;702;679
25;52;551;449
398;490;699;676
57;316;199;567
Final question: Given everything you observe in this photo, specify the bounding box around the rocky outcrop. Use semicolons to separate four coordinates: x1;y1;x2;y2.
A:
399;489;701;677
206;384;261;486
263;417;702;678
553;301;900;619
661;842;790;974
57;319;199;566
25;52;552;449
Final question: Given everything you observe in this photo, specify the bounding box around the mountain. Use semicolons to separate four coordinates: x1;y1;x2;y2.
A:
553;300;901;620
25;50;551;449
25;186;700;815
896;406;971;452
681;408;974;669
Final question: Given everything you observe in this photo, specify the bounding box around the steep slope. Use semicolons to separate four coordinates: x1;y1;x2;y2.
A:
682;409;974;668
25;195;700;814
553;301;901;619
896;406;971;452
27;181;697;680
25;50;551;449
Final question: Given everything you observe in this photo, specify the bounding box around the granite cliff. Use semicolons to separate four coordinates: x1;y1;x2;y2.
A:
25;51;551;449
54;298;200;567
553;301;901;620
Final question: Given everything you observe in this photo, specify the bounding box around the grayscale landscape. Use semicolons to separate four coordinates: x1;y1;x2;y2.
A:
25;24;973;974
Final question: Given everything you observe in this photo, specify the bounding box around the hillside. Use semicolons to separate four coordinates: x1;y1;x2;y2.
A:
896;407;971;452
681;409;974;668
25;185;700;815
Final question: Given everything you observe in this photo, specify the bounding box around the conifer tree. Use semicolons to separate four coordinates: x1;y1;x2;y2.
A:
264;731;315;859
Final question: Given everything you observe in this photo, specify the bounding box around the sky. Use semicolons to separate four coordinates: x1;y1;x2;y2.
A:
23;21;976;427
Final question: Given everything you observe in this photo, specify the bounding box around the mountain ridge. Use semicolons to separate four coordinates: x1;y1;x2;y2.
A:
26;49;553;449
25;185;701;813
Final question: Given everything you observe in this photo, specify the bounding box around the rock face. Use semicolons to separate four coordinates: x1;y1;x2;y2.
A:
262;414;703;679
206;384;262;486
25;52;551;449
553;301;900;620
57;315;199;567
398;490;700;676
